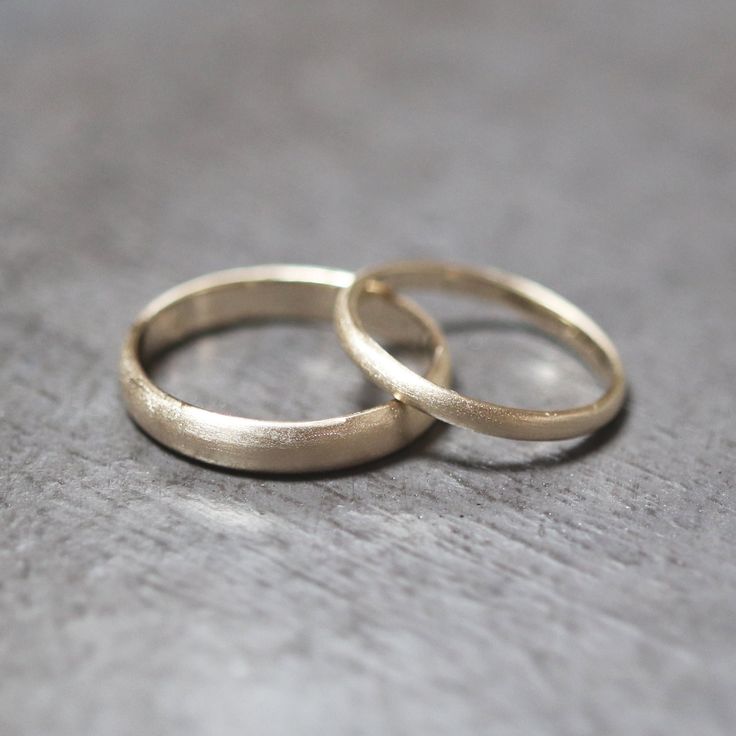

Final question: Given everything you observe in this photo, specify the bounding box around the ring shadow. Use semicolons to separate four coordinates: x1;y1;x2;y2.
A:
129;316;630;481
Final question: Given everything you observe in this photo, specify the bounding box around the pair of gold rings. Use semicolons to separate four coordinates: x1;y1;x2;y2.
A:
119;262;626;473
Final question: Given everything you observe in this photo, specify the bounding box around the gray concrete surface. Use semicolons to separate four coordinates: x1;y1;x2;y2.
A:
1;1;735;734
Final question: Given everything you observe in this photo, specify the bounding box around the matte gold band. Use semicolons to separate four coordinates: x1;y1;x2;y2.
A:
119;265;451;472
334;260;626;441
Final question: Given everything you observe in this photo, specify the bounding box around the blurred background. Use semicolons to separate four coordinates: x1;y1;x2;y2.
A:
1;1;735;735
4;1;733;284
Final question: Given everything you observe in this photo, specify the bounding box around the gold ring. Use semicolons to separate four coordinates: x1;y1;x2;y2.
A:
335;260;626;441
119;265;451;472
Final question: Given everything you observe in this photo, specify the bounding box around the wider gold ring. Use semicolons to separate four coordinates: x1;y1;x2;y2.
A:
334;260;627;441
119;265;451;473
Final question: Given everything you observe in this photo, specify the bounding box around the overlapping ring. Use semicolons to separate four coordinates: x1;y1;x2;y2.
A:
120;261;626;473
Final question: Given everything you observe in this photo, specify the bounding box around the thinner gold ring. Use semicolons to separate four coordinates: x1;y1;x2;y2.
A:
334;260;627;441
119;265;452;473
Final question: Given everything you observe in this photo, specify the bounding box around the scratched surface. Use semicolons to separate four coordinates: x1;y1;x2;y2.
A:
1;1;735;734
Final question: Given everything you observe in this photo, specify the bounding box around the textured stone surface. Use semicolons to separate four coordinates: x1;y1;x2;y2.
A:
1;1;735;734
